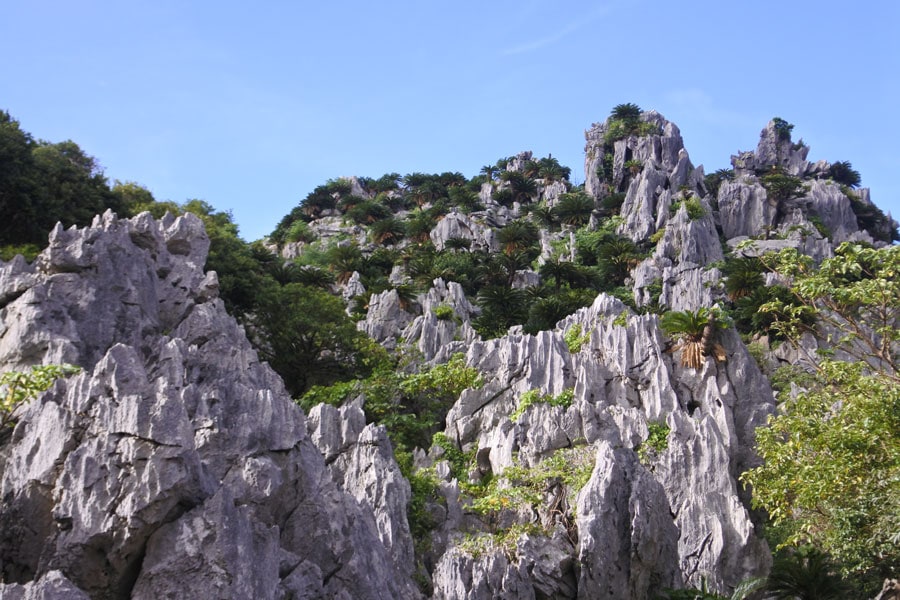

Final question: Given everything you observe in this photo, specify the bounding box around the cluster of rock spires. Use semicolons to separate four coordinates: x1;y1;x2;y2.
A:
0;113;895;598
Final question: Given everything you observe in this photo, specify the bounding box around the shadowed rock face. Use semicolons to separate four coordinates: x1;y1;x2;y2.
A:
0;211;420;599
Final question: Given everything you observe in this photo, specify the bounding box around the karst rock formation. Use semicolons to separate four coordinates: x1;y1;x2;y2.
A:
0;113;895;598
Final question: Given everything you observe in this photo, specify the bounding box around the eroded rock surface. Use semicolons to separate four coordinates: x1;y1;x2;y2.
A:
0;211;419;599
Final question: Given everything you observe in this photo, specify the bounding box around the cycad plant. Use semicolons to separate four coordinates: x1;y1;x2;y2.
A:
766;547;850;600
721;257;764;301
497;219;540;256
660;307;728;369
552;192;595;227
370;217;406;246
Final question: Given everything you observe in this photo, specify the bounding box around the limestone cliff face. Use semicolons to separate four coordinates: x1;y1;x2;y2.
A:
420;295;773;598
721;119;896;249
0;212;419;599
1;113;894;600
584;111;706;243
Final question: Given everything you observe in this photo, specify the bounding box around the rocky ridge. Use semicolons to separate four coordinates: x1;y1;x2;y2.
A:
1;113;896;599
0;212;419;599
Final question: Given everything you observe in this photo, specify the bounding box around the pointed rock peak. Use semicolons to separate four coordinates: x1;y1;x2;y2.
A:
733;117;810;177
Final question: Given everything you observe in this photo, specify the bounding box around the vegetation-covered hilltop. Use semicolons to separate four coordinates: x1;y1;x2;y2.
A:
1;105;898;597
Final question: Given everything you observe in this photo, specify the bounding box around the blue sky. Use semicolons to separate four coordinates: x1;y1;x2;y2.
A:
2;1;898;241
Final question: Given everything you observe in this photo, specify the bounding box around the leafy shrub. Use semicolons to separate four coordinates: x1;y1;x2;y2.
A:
1;364;82;428
600;191;626;214
0;244;41;262
637;421;670;464
771;117;794;141
465;445;595;546
564;324;591;353
671;197;706;220
511;388;574;421
456;523;544;560
624;159;643;176
431;432;474;481
433;304;455;321
285;219;316;243
807;215;830;238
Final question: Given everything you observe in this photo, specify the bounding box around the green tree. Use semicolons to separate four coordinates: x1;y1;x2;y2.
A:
742;243;900;587
180;200;268;315
497;219;540;256
253;282;371;396
498;171;538;205
479;164;497;182
611;102;642;122
552;191;594;227
721;257;764;301
828;161;861;188
370;217;406;246
110;180;157;216
475;285;528;337
704;168;734;198
536;156;571;182
31;140;118;228
0;111;41;244
761;171;805;203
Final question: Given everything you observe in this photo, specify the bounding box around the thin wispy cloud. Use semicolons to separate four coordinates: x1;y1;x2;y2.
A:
663;88;758;129
501;4;613;56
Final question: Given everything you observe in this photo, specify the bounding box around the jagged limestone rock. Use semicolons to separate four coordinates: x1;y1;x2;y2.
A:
539;180;568;207
654;200;723;267
0;570;90;599
717;179;776;239
360;287;417;349
0;212;420;599
401;279;479;362
307;402;416;579
431;547;536;600
584;111;705;243
430;209;497;252
741;119;810;177
805;179;862;243
342;269;366;303
424;292;773;597
576;442;682;599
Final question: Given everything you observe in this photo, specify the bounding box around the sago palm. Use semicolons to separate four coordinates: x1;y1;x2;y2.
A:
660;307;727;369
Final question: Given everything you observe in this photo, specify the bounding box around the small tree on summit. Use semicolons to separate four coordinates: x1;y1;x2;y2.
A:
828;161;861;188
611;102;642;122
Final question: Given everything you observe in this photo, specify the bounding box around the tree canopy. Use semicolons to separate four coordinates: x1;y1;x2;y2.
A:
742;243;900;588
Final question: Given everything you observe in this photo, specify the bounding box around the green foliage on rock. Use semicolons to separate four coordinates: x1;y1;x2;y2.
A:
771;117;794;141
301;352;482;455
742;243;900;587
637;421;670;464
761;171;805;202
510;388;574;422
1;364;82;428
564;323;590;353
670;196;706;220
